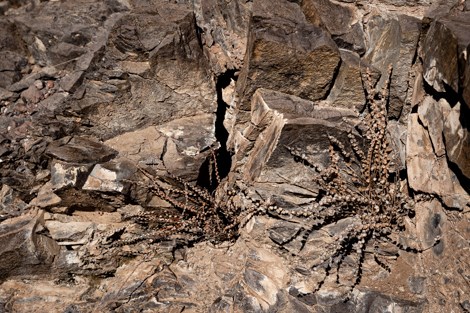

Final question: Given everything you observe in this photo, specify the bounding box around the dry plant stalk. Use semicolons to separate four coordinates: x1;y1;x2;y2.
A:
278;67;439;297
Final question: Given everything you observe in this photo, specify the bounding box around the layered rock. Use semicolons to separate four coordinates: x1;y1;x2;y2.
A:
0;0;469;312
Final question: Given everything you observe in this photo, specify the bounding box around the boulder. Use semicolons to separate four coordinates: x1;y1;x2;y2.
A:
233;88;358;207
326;49;380;111
75;2;217;140
82;159;137;194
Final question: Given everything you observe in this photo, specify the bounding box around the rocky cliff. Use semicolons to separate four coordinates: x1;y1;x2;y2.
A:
0;0;469;312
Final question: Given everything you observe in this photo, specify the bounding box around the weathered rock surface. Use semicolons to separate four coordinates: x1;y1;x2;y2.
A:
0;0;469;312
325;49;380;111
193;0;252;74
364;13;421;119
422;8;470;105
302;0;366;55
0;210;59;280
236;0;341;114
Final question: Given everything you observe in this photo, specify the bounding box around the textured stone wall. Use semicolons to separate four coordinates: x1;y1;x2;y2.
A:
0;0;469;312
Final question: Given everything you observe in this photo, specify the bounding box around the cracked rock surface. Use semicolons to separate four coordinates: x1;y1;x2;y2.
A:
0;0;469;312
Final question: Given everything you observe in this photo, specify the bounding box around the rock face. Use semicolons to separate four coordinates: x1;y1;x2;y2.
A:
236;0;341;113
0;0;469;313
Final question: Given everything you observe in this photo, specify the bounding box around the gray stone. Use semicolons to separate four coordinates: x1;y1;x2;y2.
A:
406;113;469;209
105;126;166;165
82;159;137;193
75;2;216;140
233;88;358;208
158;114;217;181
59;71;84;92
0;87;18;102
302;0;365;55
44;220;94;244
0;185;28;221
417;96;446;157
193;0;252;73
29;182;62;209
7;67;58;92
422;20;460;93
422;10;470;104
20;84;43;104
0;51;26;89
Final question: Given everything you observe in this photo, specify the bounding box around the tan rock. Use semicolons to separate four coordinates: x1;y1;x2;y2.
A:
406;113;469;209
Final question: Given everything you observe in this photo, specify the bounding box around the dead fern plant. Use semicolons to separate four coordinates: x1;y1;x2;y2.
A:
273;67;439;298
105;149;261;250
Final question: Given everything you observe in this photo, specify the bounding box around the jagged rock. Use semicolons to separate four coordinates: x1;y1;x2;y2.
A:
0;279;90;313
0;185;28;221
417;96;447;157
0;210;60;281
406;113;469;209
326;49;380;111
0;51;27;89
422;8;470;107
443;101;470;179
236;0;341;114
106;115;217;182
302;0;365;55
364;13;421;119
0;1;469;312
20;84;43;104
46;136;117;164
193;0;252;74
8;0;127;68
157;113;218;180
105;126;166;164
7;66;58;92
44;220;93;244
82;159;137;193
0;19;28;88
0;87;18;102
74;1;216;140
234;88;358;207
50;160;91;191
29;182;62;209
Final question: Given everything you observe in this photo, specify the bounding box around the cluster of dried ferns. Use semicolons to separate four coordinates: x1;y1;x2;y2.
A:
274;69;438;297
104;69;438;300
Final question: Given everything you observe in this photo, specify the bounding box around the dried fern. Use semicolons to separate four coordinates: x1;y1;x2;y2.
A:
275;68;439;297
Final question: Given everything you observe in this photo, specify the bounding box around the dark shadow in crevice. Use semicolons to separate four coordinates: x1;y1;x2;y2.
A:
197;69;237;192
422;78;461;107
447;159;470;194
321;58;343;101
